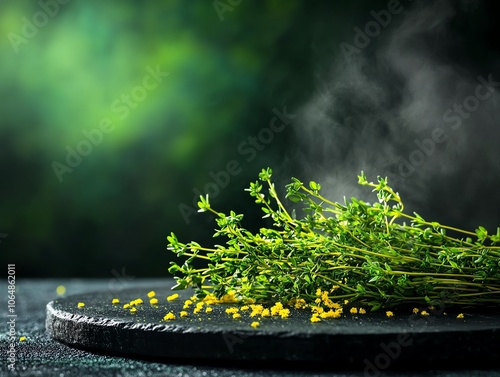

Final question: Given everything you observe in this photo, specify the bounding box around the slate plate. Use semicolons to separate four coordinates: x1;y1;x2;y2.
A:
46;279;500;369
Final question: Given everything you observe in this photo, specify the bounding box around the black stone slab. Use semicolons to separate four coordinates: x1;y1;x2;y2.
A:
46;279;500;369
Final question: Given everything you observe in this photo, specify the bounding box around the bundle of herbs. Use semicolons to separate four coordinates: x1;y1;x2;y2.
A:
167;168;500;310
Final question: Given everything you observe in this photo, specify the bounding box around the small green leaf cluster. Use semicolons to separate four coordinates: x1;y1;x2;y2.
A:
167;168;500;310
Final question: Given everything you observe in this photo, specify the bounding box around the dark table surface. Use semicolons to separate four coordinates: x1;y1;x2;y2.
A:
1;278;499;377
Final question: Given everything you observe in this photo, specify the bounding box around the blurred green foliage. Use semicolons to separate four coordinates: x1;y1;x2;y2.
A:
0;0;391;277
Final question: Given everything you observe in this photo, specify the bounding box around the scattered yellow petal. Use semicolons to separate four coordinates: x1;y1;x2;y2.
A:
19;336;26;342
279;308;290;319
251;321;260;328
147;291;156;298
350;307;358;314
386;311;394;318
261;308;270;317
232;313;241;319
134;298;143;305
112;298;120;304
193;307;201;314
420;310;429;316
150;298;159;305
311;306;324;314
294;298;307;309
457;313;464;319
56;285;66;296
413;308;419;314
205;307;213;313
270;302;283;317
320;309;342;319
130;307;137;313
196;302;204;309
123;304;130;309
225;307;239;314
77;302;85;308
164;312;175;320
167;294;179;301
240;305;249;311
180;311;188;317
310;315;321;323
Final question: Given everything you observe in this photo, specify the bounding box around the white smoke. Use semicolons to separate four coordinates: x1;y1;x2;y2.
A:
290;0;500;230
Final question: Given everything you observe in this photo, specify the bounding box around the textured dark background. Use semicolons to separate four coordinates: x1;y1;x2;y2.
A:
1;0;499;278
1;279;499;376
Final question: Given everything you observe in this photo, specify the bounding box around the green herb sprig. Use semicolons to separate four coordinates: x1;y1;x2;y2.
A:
167;168;500;310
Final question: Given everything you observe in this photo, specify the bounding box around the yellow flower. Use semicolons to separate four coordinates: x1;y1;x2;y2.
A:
310;314;321;323
330;285;340;292
180;311;188;317
232;313;241;319
359;308;366;314
193;307;201;314
225;307;239;314
77;302;85;308
261;308;270;317
279;309;290;319
320;310;342;319
196;302;204;310
344;300;349;305
130;307;137;313
19;336;26;342
294;298;307;309
190;294;198;301
112;298;120;304
240;305;249;311
150;298;159;305
147;291;156;298
183;299;193;309
311;306;324;314
270;302;283;316
220;291;238;303
457;313;464;319
205;307;213;313
350;307;358;314
251;321;260;328
249;304;264;317
164;312;175;320
420;310;429;316
412;307;419;314
133;298;143;305
316;288;322;296
386;311;394;318
167;294;179;301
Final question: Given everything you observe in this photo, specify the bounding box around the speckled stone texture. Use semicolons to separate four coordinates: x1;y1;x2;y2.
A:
45;279;500;370
1;278;499;377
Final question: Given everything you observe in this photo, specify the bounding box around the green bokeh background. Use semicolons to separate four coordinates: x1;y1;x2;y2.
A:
0;0;375;277
2;0;497;278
